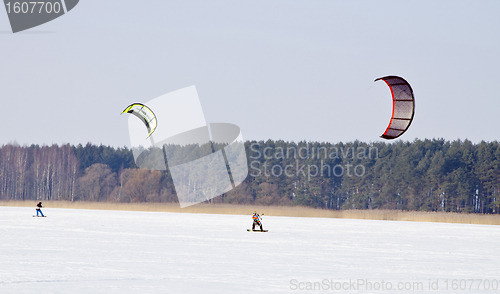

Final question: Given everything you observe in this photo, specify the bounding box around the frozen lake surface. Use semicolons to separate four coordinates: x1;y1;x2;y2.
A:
1;206;499;293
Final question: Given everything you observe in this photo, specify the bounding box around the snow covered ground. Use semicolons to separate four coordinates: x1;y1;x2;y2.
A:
1;206;499;294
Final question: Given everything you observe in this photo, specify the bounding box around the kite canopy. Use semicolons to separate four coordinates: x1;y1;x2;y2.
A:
375;76;415;140
121;103;157;138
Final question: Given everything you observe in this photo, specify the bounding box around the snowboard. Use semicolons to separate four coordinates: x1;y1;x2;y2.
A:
247;229;268;232
33;215;47;217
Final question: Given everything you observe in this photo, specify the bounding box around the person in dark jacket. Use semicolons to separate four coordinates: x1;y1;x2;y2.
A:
36;202;44;217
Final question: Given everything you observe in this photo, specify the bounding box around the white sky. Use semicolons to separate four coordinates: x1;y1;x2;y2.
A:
1;0;499;147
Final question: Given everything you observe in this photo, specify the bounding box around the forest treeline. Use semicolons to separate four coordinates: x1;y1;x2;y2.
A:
0;139;499;213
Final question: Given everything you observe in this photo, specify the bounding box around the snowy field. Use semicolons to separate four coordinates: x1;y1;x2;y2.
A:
1;206;500;294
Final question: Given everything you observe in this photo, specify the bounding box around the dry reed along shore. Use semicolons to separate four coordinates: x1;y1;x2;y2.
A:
2;200;500;226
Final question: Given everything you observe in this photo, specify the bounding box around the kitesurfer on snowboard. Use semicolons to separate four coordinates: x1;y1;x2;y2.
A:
36;202;44;217
252;211;264;231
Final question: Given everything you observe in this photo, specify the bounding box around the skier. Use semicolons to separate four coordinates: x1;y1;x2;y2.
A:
35;202;45;217
252;211;264;231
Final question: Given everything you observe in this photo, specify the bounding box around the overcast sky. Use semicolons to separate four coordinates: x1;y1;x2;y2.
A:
1;0;499;147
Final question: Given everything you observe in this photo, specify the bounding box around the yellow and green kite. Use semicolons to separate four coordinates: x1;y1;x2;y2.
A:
121;103;157;138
